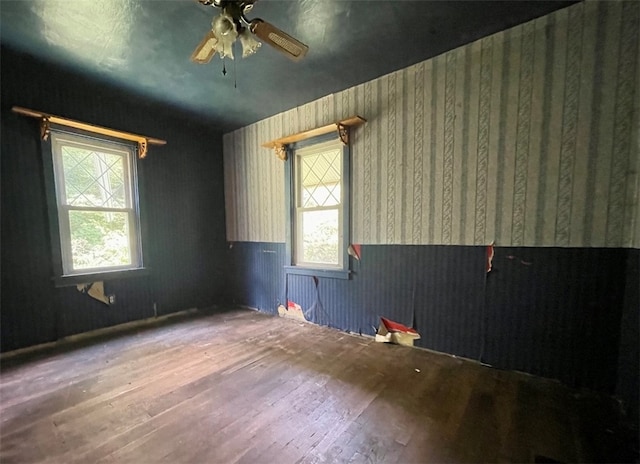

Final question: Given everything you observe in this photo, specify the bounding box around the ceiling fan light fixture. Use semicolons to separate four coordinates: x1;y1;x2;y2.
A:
212;13;234;36
212;12;237;59
239;29;261;58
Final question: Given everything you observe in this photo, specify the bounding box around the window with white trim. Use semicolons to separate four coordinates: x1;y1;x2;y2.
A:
286;135;350;279
49;130;143;276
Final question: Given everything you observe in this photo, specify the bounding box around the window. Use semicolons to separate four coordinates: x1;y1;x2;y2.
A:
48;130;143;279
286;135;350;279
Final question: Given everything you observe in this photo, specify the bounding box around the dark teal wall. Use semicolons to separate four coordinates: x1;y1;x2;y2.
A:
618;249;639;425
1;46;228;351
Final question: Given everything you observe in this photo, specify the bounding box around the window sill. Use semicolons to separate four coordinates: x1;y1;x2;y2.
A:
53;268;150;287
284;265;350;280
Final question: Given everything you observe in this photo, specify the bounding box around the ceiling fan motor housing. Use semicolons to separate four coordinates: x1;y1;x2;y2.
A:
192;0;308;62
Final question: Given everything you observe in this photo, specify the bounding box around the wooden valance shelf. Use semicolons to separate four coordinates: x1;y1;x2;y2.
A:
12;106;166;159
262;115;366;160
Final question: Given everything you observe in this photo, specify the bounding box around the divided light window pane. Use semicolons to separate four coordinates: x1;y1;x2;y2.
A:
295;140;343;268
300;149;341;208
61;146;127;208
51;131;141;275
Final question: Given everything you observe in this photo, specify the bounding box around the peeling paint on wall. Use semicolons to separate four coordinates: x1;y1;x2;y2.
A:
348;244;362;260
486;243;495;273
76;281;110;306
277;301;307;322
375;317;421;347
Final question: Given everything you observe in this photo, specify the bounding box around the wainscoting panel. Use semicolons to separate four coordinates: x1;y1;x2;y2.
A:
227;242;631;398
224;242;286;313
483;246;627;393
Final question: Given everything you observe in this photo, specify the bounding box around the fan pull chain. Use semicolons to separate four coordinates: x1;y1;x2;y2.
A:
221;43;227;76
233;49;237;89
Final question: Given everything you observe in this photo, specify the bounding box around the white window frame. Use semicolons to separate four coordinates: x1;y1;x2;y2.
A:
285;134;350;279
49;129;143;277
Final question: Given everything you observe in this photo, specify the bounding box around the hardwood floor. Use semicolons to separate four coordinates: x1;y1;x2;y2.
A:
0;308;634;463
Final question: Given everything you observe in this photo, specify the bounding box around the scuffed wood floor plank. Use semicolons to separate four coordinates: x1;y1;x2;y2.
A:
0;308;632;463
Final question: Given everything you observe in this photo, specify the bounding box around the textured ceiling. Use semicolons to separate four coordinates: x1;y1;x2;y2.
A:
0;0;576;131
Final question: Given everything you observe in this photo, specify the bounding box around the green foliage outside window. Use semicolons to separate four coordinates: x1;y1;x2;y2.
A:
69;211;130;269
60;144;132;270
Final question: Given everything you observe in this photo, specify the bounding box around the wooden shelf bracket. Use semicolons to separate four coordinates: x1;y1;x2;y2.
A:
262;115;365;161
274;144;287;161
40;117;51;141
337;123;349;145
12;106;166;159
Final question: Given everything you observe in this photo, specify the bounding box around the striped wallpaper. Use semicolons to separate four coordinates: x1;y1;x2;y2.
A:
224;0;639;248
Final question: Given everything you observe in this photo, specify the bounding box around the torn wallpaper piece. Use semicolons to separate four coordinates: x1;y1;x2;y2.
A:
348;244;361;261
486;242;495;273
76;281;110;305
375;317;421;347
277;301;307;322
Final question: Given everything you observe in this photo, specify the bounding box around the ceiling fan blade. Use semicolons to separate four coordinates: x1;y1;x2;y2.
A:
249;19;308;61
190;30;218;64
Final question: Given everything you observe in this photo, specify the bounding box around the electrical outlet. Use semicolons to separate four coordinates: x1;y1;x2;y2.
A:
108;295;116;305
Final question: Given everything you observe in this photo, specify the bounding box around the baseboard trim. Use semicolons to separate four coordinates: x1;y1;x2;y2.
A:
0;307;200;360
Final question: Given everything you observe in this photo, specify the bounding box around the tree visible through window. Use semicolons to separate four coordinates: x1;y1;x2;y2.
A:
294;139;344;268
51;131;142;275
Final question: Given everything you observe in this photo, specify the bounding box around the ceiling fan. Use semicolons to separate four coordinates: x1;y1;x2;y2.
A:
191;0;309;64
